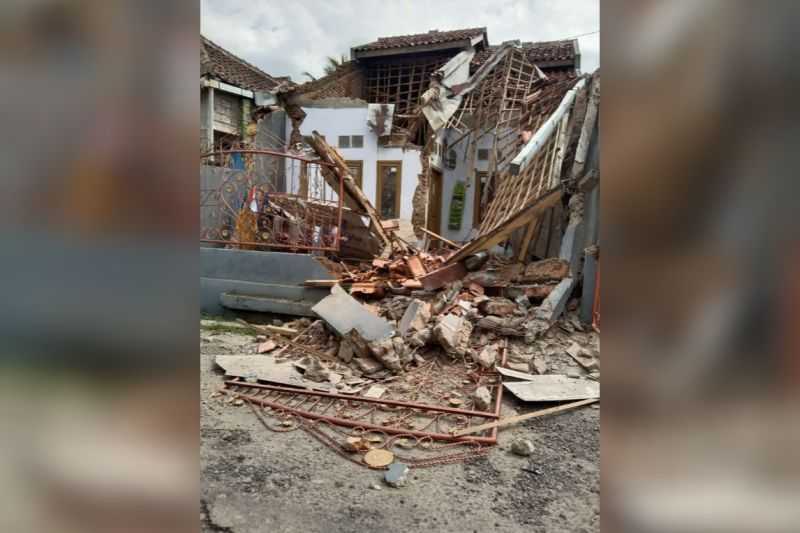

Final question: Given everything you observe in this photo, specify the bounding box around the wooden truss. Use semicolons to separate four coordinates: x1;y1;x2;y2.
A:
363;54;451;130
446;76;588;264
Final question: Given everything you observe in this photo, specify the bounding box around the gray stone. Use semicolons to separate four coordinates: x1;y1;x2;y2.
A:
529;356;548;375
511;438;535;457
408;327;432;348
474;344;498;369
398;299;431;335
433;314;473;357
338;338;355;363
354;356;384;374
368;337;402;372
312;284;394;342
473;386;492;411
384;463;409;488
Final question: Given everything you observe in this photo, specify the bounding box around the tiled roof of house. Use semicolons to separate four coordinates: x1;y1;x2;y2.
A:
524;39;578;63
352;27;487;52
201;36;286;92
472;39;578;71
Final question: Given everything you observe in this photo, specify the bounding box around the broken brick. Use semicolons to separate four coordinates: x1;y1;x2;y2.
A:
520;258;570;283
404;255;427;279
420;262;468;291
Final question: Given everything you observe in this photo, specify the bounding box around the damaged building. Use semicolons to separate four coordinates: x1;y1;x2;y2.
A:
201;25;600;482
201;26;598;329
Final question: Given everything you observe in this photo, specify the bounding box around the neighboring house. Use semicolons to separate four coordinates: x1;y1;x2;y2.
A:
201;36;290;157
280;28;581;243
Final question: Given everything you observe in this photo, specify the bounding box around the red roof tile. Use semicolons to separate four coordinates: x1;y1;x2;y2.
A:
472;39;578;72
353;27;486;52
201;36;286;92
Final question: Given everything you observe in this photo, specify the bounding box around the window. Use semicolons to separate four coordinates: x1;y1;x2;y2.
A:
338;135;363;149
376;161;402;219
477;148;490;161
345;160;363;188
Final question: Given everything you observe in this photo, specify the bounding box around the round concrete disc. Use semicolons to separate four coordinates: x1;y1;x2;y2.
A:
363;449;394;468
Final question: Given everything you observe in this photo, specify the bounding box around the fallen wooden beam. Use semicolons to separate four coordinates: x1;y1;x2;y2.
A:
417;226;460;249
306;131;394;253
236;319;298;337
446;188;562;265
303;279;343;287
449;398;598;437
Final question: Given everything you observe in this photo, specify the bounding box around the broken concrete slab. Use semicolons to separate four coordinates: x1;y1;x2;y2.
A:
433;314;473;357
420;262;468;291
526;277;576;341
398;299;431;335
214;355;333;390
503;375;599;402
312;284;394;341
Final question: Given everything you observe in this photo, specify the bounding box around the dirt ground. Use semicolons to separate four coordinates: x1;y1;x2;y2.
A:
200;322;599;533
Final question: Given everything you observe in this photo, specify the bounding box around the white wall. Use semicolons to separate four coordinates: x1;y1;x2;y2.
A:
287;105;422;221
439;129;497;242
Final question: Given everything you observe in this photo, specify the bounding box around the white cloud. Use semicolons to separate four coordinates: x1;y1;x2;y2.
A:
201;0;599;82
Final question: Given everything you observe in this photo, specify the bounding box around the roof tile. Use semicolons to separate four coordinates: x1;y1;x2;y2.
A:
201;36;286;92
353;27;486;52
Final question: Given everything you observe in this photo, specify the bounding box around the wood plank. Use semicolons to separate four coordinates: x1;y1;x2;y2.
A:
450;398;598;437
306;131;394;253
417;226;459;249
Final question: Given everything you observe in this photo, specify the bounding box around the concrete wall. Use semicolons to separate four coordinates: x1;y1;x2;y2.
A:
439;128;498;243
201;248;335;316
288;105;422;221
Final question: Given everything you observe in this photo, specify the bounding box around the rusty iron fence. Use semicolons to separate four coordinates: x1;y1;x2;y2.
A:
200;146;343;253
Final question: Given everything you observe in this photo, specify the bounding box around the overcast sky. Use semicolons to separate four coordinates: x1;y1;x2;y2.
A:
201;0;599;82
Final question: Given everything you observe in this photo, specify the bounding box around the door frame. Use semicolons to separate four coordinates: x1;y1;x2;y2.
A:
473;171;488;228
376;160;402;219
427;168;443;236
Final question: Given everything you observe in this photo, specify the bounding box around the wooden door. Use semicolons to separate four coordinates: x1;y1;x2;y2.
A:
428;169;443;237
376;161;402;219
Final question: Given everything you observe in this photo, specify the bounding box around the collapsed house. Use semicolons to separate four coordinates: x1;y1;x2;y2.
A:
202;27;600;474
